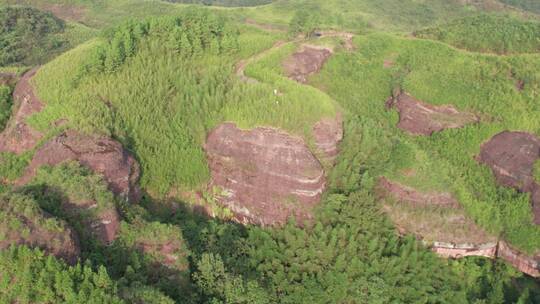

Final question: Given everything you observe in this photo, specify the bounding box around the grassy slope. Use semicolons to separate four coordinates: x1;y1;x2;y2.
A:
310;33;540;252
30;19;335;195
227;0;525;32
415;14;540;54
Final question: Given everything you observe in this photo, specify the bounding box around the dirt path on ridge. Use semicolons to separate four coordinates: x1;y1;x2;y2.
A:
235;31;354;83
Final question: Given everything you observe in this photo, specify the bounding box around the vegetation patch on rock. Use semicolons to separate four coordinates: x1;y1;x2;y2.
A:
21;162;121;246
0;191;80;264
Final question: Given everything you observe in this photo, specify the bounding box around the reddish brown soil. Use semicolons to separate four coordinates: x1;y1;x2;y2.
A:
477;131;540;224
283;45;333;84
18;130;140;203
0;204;80;264
205;123;326;226
383;59;394;68
378;177;460;208
0;68;44;154
387;92;478;136
312;114;343;163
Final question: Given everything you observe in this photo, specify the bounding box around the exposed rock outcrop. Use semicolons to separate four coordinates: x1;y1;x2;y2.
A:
312;114;343;164
377;177;540;278
0;193;80;264
205;123;326;226
0;68;44;154
429;242;498;259
498;241;540;278
18;130;140;203
386;92;478;136
477;131;540;224
283;45;333;83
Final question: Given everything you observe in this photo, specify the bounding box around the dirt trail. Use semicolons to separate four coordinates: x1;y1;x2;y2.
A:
235;31;354;83
235;40;288;83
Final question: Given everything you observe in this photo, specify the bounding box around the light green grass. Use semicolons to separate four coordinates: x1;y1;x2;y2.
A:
415;14;540;54
313;33;540;253
30;14;335;195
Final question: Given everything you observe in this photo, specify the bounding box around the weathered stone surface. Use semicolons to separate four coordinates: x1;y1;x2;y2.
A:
377;177;540;278
387;92;478;136
429;241;498;259
0;68;44;154
283;45;333;83
18;130;140;203
205;123;326;226
498;241;540;278
312;114;343;164
478;131;540;224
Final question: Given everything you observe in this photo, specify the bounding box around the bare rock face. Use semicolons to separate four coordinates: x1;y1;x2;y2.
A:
478;131;540;224
93;209;120;245
498;241;539;278
0;68;44;154
313;114;343;164
430;242;498;259
283;45;333;83
18;130;140;203
205;123;326;226
377;177;540;278
0;193;80;264
387;93;478;136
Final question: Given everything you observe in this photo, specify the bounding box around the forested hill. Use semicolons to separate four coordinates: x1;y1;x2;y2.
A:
0;0;539;303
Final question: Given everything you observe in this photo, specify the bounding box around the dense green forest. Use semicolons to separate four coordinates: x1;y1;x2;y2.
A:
0;6;65;65
0;1;539;303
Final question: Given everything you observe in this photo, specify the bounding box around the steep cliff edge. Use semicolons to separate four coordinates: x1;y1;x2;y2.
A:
378;177;540;277
18;130;140;203
205;119;342;226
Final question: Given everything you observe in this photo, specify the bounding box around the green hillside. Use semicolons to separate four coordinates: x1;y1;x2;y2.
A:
0;1;539;303
416;14;540;54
